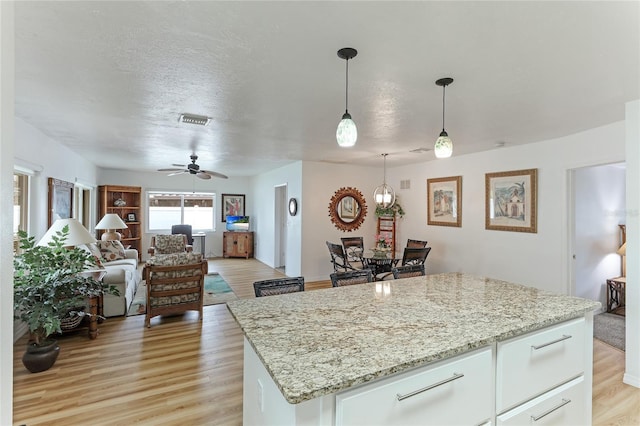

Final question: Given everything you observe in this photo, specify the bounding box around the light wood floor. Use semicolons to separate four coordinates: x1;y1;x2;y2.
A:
12;259;640;425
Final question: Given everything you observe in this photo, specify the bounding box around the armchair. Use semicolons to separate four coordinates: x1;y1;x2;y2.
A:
148;234;193;256
143;252;207;328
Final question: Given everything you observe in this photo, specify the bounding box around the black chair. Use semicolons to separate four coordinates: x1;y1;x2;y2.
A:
330;269;373;287
406;239;428;248
341;236;365;269
401;247;432;266
392;264;426;279
253;277;305;297
171;224;193;245
326;241;356;272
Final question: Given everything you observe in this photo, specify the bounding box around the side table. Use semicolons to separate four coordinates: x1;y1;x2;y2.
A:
606;276;626;316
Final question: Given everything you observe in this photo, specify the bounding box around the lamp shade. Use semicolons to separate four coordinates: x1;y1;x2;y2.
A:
617;242;626;256
95;214;128;230
95;214;128;241
37;218;96;247
434;131;453;158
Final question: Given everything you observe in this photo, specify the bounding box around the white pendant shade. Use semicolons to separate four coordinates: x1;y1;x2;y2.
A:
37;218;96;247
336;114;358;147
434;133;453;158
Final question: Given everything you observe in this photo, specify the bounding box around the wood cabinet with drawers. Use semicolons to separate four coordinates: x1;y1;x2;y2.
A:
223;231;254;259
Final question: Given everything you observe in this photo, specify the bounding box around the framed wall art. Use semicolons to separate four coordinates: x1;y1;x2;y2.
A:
485;168;537;233
427;176;462;227
221;194;245;221
48;177;74;227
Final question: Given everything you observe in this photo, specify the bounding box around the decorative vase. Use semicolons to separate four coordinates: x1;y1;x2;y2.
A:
113;198;126;207
22;339;60;373
372;248;390;259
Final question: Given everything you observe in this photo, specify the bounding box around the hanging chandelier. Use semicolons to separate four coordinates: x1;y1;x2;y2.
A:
374;153;396;208
434;77;454;158
336;47;358;147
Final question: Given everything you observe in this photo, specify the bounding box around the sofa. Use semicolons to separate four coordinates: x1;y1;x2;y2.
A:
84;241;142;317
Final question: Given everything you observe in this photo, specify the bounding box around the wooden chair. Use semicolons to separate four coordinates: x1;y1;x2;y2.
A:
400;247;432;266
148;234;193;256
406;239;428;248
253;277;305;297
330;269;373;287
341;236;365;269
326;241;357;272
143;252;207;328
392;264;425;279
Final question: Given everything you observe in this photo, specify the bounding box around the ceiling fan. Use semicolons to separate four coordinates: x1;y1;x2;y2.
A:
158;154;228;180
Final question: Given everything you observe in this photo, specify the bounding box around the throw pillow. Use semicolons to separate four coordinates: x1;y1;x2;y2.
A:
97;240;126;262
80;242;106;268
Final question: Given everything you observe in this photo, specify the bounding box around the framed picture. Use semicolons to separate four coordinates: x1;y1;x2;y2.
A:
48;177;74;227
221;194;245;221
427;176;462;227
126;213;137;222
485;168;537;233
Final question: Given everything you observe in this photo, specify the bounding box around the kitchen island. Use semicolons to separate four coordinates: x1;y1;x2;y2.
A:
227;273;600;425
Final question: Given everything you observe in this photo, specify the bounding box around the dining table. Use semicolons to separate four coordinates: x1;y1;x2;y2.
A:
362;252;399;280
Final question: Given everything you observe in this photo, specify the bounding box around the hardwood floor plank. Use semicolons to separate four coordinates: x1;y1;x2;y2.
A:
13;258;638;425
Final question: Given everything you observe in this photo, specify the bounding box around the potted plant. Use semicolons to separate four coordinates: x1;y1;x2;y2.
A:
374;199;405;218
13;225;117;373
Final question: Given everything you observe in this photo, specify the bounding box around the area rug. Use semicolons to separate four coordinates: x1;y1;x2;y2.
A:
594;312;625;351
127;272;237;316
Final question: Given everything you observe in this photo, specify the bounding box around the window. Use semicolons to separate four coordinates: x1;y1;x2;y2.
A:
13;172;30;253
147;191;216;232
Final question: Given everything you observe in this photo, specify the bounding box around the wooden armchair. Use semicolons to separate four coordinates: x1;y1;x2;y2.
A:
143;252;207;328
148;234;193;256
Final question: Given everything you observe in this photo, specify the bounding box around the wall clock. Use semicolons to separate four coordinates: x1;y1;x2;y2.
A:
288;198;298;216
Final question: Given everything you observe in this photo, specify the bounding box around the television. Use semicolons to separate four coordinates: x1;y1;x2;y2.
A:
226;215;250;231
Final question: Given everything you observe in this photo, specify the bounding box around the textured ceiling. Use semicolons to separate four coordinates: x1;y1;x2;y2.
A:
14;1;640;177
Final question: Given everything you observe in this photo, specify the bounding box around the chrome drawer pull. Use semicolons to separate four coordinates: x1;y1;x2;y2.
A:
531;398;571;421
396;372;464;401
531;334;572;350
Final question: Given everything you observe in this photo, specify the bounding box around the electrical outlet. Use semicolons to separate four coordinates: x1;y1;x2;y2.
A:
257;379;264;412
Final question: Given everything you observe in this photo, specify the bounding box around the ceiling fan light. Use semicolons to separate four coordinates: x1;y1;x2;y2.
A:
337;112;358;147
434;131;453;158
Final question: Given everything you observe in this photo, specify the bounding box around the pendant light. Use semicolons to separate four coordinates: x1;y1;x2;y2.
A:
336;47;358;147
374;153;396;208
434;77;454;158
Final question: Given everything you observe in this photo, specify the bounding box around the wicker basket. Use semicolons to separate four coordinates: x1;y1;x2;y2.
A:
60;310;84;331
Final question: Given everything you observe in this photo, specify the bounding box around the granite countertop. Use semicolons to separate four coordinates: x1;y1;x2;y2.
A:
226;272;600;404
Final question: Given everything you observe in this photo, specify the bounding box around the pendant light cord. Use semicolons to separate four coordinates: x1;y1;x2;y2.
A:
383;153;387;184
442;84;446;132
345;59;349;113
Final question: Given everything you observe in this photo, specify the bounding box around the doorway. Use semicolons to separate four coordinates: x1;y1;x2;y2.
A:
274;184;287;271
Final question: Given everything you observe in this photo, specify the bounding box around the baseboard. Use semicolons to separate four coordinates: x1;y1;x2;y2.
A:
623;372;640;388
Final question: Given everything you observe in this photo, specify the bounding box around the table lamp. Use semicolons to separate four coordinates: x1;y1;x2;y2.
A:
95;213;128;241
38;218;96;247
617;242;626;277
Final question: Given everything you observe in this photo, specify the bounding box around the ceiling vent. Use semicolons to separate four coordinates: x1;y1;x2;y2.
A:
179;113;211;126
410;147;431;153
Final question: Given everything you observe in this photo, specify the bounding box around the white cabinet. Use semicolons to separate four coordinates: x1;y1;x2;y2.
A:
496;318;585;413
336;347;493;426
497;377;586;425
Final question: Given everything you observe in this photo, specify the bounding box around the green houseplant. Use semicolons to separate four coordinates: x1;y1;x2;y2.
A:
374;200;405;218
13;225;117;372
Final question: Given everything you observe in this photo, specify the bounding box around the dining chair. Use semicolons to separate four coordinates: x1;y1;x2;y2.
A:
253;276;305;297
171;224;194;245
400;247;432;266
406;239;428;248
326;241;357;272
392;263;426;279
341;236;365;269
330;269;373;287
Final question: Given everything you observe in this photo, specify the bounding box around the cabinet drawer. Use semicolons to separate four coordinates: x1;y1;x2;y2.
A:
336;347;493;426
496;318;585;413
497;376;586;426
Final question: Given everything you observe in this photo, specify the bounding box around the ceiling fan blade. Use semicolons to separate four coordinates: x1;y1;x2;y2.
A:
196;172;212;180
158;168;184;172
200;169;229;179
167;170;188;176
172;163;186;167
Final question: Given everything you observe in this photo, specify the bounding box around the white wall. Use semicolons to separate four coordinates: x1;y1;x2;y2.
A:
301;161;380;281
574;164;625;305
0;3;15;423
15;118;99;239
249;161;302;275
98;169;251;260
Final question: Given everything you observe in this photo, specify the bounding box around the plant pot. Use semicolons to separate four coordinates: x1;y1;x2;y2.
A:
22;339;60;373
